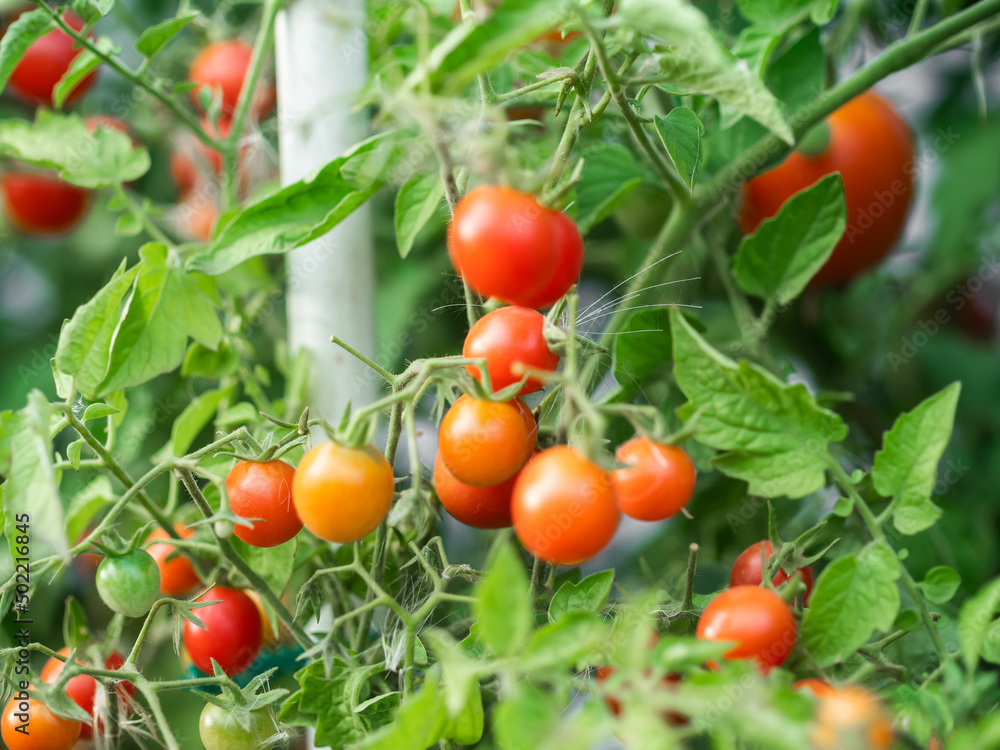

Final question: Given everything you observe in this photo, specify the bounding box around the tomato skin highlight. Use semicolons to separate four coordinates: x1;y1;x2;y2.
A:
695;585;796;673
511;445;619;565
517;209;585;309
612;438;696;522
292;442;394;543
1;696;81;750
730;541;815;605
95;549;161;619
226;459;303;547
40;649;134;739
199;703;278;750
740;90;914;287
433;451;519;529
1;172;90;236
146;525;201;597
7;11;97;107
183;587;262;676
811;685;894;750
463;306;559;395
438;395;537;487
447;185;557;306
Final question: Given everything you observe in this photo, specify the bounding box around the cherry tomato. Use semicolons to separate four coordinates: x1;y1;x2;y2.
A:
794;678;836;698
612;438;696;522
199;703;278;750
40;649;134;739
511;445;619;565
7;11;97;107
1;171;90;236
518;209;585;309
95;549;160;619
740;90;914;287
730;541;815;605
292;441;394;543
189;40;253;113
1;695;81;750
595;666;687;726
463;306;559;395
438;395;537;487
146;525;200;597
447;185;557;307
696;585;796;673
226;459;302;548
432;451;522;529
811;685;894;750
183;587;262;676
174;195;219;241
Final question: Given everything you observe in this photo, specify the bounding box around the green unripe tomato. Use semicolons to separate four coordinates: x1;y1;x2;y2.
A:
96;549;160;618
199;703;278;750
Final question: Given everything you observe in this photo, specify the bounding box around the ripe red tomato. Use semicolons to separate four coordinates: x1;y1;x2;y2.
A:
463;306;560;395
1;695;81;750
511;445;619;565
226;459;302;547
695;585;796;673
811;685;894;750
40;648;134;739
518;209;585;309
189;40;253;113
794;678;836;698
1;171;90;236
433;451;522;529
7;11;97;107
447;185;558;307
199;702;278;750
183;587;262;676
292;441;394;543
612;438;696;522
438;395;537;487
730;541;815;605
740;90;914;287
146;525;200;597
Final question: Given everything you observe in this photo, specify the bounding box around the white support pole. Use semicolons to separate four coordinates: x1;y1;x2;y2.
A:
277;0;376;430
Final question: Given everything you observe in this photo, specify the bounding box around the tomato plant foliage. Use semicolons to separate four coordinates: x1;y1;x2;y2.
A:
0;0;999;749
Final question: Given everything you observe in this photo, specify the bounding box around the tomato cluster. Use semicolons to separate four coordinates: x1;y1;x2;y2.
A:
40;648;135;739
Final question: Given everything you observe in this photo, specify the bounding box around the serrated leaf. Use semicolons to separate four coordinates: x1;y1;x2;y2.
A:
960;578;1000;674
670;309;846;498
394;171;444;258
187;132;399;275
653;108;704;192
53;37;113;109
359;678;448;750
135;12;198;59
732;173;846;305
0;10;53;96
99;244;223;394
921;566;961;604
549;570;614;623
800;548;901;666
474;544;531;657
575;144;644;234
872;382;960;535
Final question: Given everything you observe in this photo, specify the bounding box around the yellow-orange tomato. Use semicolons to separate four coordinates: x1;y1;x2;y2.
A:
1;696;81;750
740;90;914;287
146;525;201;597
292;442;394;543
438;395;537;487
811;685;894;750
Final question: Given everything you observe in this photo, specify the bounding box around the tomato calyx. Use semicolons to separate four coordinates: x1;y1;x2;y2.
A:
757;505;834;603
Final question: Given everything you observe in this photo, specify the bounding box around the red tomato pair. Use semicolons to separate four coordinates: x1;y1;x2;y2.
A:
730;540;815;604
39;648;135;739
448;185;583;309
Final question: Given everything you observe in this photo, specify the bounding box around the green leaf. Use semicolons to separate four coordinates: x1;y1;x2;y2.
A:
613;310;672;386
61;596;89;649
732;173;846;305
0;110;149;188
0;411;26;476
575;144;644;234
82;403;118;421
800;546;901;666
522;612;609;671
282;660;386;746
154;386;232;462
66;439;83;470
114;212;143;237
872;382;960;535
653;108;704;192
187;132;399;275
920;566;961;604
549;570;615;623
960;578;1000;674
474;544;532;657
55;259;139;398
182;341;240;379
394;171;444;258
494;684;559;750
53;37;113;109
736;0;815;25
72;0;115;22
3;392;69;562
359;678;448;750
0;10;53;96
66;476;116;545
893;609;921;632
231;538;296;596
411;0;569;94
440;681;484;745
135;12;198;59
670;309;846;498
99;244;223;394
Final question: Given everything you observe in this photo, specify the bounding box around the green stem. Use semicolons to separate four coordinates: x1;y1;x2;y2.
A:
332;335;395;385
403;624;416;697
494;72;577;104
681;543;699;613
114;185;173;247
908;0;931;36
